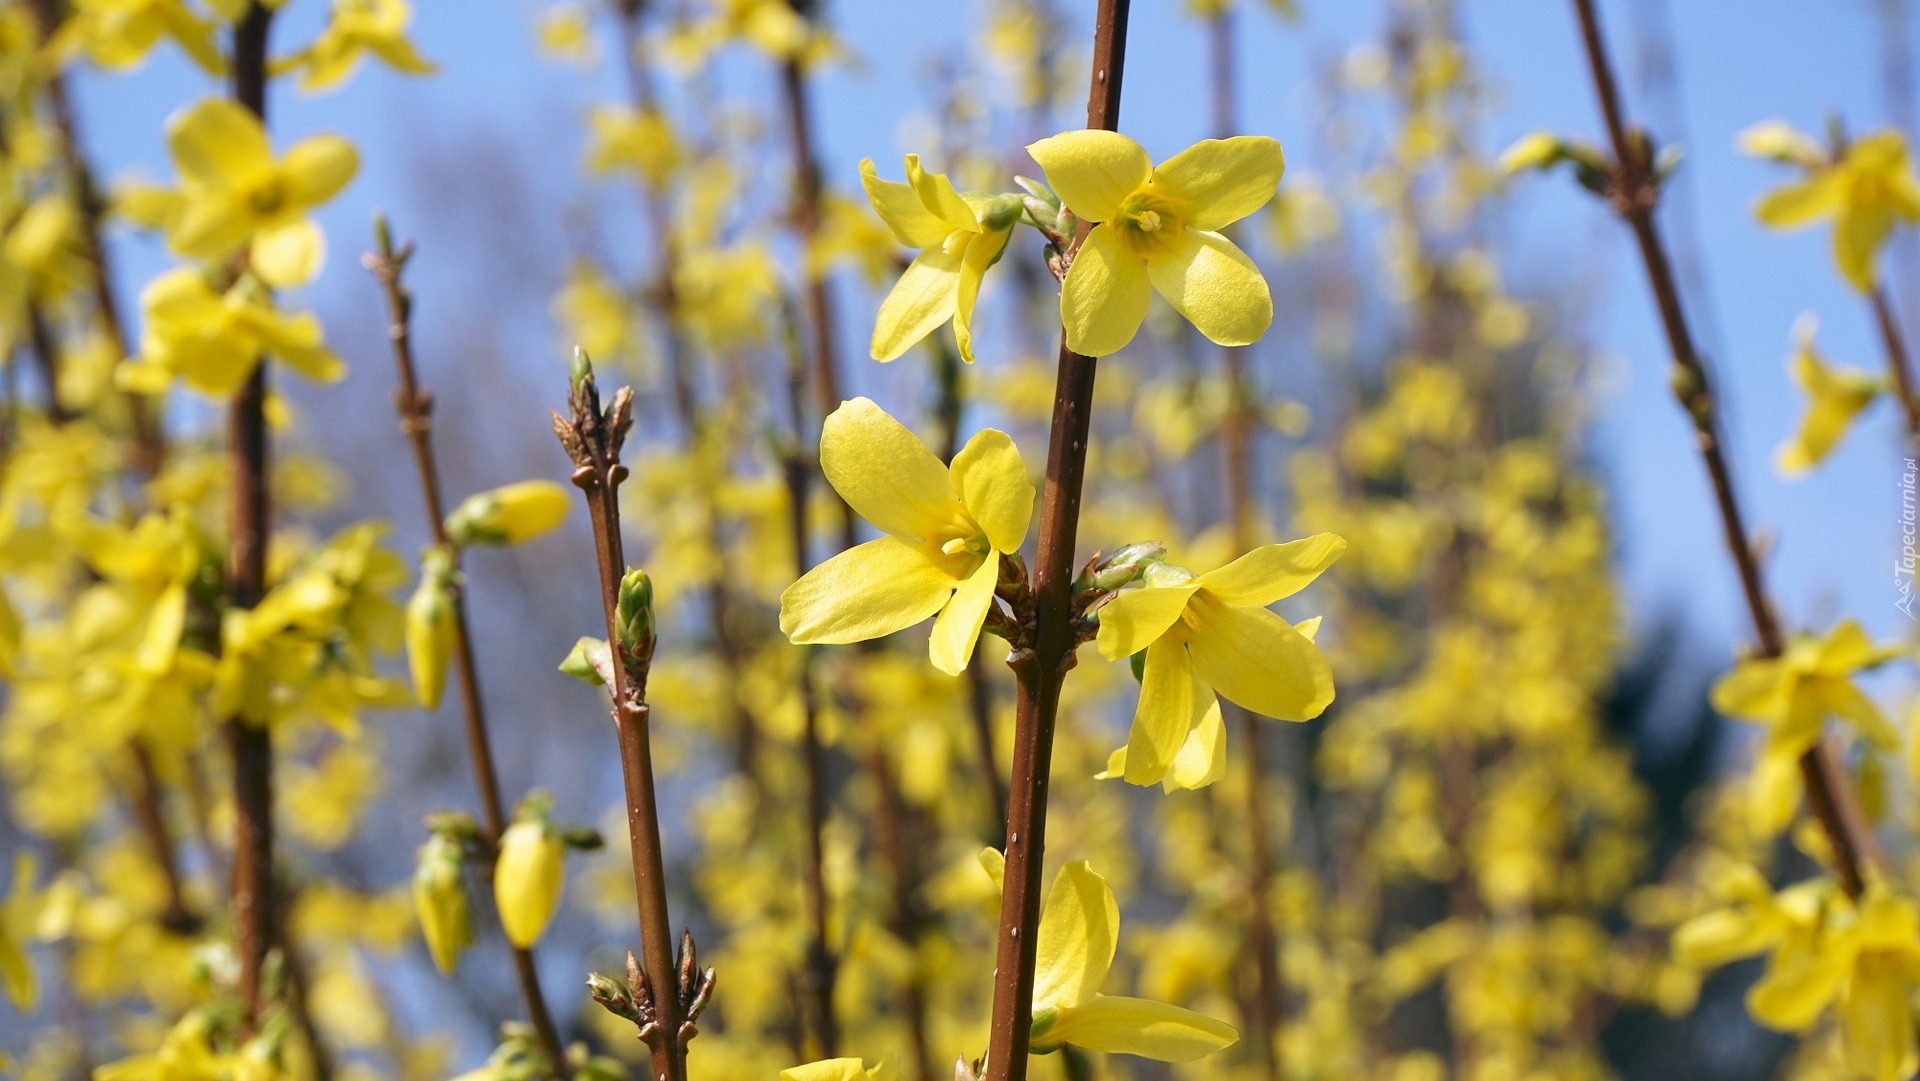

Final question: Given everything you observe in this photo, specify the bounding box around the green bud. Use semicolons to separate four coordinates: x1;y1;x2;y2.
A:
1087;541;1166;592
571;346;594;393
585;972;635;1020
1012;175;1058;208
616;568;655;657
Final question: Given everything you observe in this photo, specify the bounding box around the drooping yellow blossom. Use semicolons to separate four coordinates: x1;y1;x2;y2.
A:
1711;619;1898;835
1026;130;1283;356
780;398;1032;676
444;480;571;547
48;0;225;76
0;853;38;1010
1676;869;1920;1081
93;1012;284;1081
164;98;359;288
1026;860;1239;1060
1775;315;1881;476
494;815;565;948
779;1058;897;1081
860;155;1021;363
1094;536;1341;789
405;546;457;709
585;106;682;189
272;0;437;93
536;3;596;66
1745;124;1920;292
413;831;472;974
664;0;814;69
120;268;343;397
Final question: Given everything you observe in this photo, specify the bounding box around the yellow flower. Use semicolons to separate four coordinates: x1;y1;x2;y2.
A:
1027;861;1239;1061
780;1059;897;1081
494;814;565;948
413;831;472;974
405;546;457;710
586;106;682;189
444;480;571;547
1094;536;1342;790
1776;315;1881;476
536;3;597;66
164;98;359;288
272;0;437;93
1748;126;1920;292
0;853;39;1010
780;398;1032;676
120;268;344;397
1026;130;1283;356
860;155;1021;364
1711;619;1898;835
48;0;225;76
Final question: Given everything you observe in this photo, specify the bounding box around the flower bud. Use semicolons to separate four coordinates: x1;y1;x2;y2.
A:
558;635;613;686
494;818;565;948
586;971;636;1020
405;547;458;709
1497;131;1565;175
571;345;594;392
616;567;655;659
413;832;473;974
445;481;571;547
1085;541;1166;592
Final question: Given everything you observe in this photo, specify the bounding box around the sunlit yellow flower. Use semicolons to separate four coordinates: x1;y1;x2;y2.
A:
1095;536;1341;789
273;0;437;93
444;480;570;547
1027;130;1283;356
1746;125;1920;292
49;0;225;75
861;155;1020;364
780;398;1032;676
413;831;472;974
494;815;564;948
780;1058;897;1081
164;98;359;288
586;106;682;189
120;268;343;397
536;3;596;66
1027;860;1239;1060
1776;316;1881;476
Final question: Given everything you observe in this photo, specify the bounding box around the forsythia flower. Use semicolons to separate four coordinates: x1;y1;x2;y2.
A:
536;3;596;66
1711;619;1897;835
1745;123;1920;292
120;269;343;397
1095;535;1342;790
413;831;472;974
444;480;571;547
1776;316;1881;476
779;1059;897;1081
0;854;38;1010
494;815;565;948
586;106;683;188
49;0;225;75
860;155;1021;364
164;98;359;288
273;0;437;93
406;546;457;709
1027;860;1239;1060
780;398;1032;676
1676;870;1920;1081
1027;130;1283;356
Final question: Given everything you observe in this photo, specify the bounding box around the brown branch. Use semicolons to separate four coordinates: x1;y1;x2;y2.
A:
1870;284;1920;436
1569;0;1881;897
364;221;564;1066
983;5;1129;1079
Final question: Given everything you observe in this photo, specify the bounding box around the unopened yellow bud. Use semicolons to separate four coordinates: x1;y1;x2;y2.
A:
445;480;571;547
413;833;473;974
494;818;565;948
405;547;458;709
1497;132;1564;175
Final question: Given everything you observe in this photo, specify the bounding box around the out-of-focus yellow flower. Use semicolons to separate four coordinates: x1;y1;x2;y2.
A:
405;545;457;709
1027;860;1239;1060
1267;175;1340;254
120;268;343;397
585;106;682;189
163;98;359;288
860;155;1020;363
1711;619;1897;835
413;831;472;974
1746;124;1920;292
536;3;596;66
0;853;38;1010
1094;536;1340;790
780;398;1031;676
1027;130;1282;356
552;260;636;364
779;1059;897;1081
1776;315;1881;476
494;813;564;948
665;0;814;69
273;0;436;93
49;0;226;75
444;481;570;547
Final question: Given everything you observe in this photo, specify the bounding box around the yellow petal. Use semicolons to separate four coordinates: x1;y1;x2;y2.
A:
1027;130;1152;223
820;397;958;541
950;427;1032;553
1747;938;1850;1030
1710;658;1787;721
168;192;252;258
1822;681;1898;749
906;154;979;233
1033;861;1118;1012
1166;695;1226;792
780;1060;870;1081
1095;582;1199;660
1146;230;1272;347
1835;202;1893;292
954;225;1010;363
928;554;997;676
250;218;325;288
1150;136;1285;231
871;247;961;361
1842;967;1917;1081
493;822;564;948
860;159;954;249
1671;909;1777;968
0;926;32;1011
167;98;272;188
1187;596;1333;720
1061;223;1151;357
779;536;954;645
1038;995;1239;1061
1755;175;1840;229
1122;639;1194;787
282;134;359;207
1194;533;1345;606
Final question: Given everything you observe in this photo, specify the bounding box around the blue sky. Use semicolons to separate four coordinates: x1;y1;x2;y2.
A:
68;0;1913;664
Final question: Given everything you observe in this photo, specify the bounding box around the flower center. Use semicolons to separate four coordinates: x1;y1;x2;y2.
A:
250;178;287;216
1116;189;1183;256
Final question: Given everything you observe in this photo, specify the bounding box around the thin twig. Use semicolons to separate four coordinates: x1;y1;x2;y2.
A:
1869;284;1920;436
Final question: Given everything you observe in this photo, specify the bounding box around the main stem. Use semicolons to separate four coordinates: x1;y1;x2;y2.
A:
368;227;563;1064
1870;284;1920;437
1570;0;1880;897
226;2;276;1025
983;6;1128;1079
